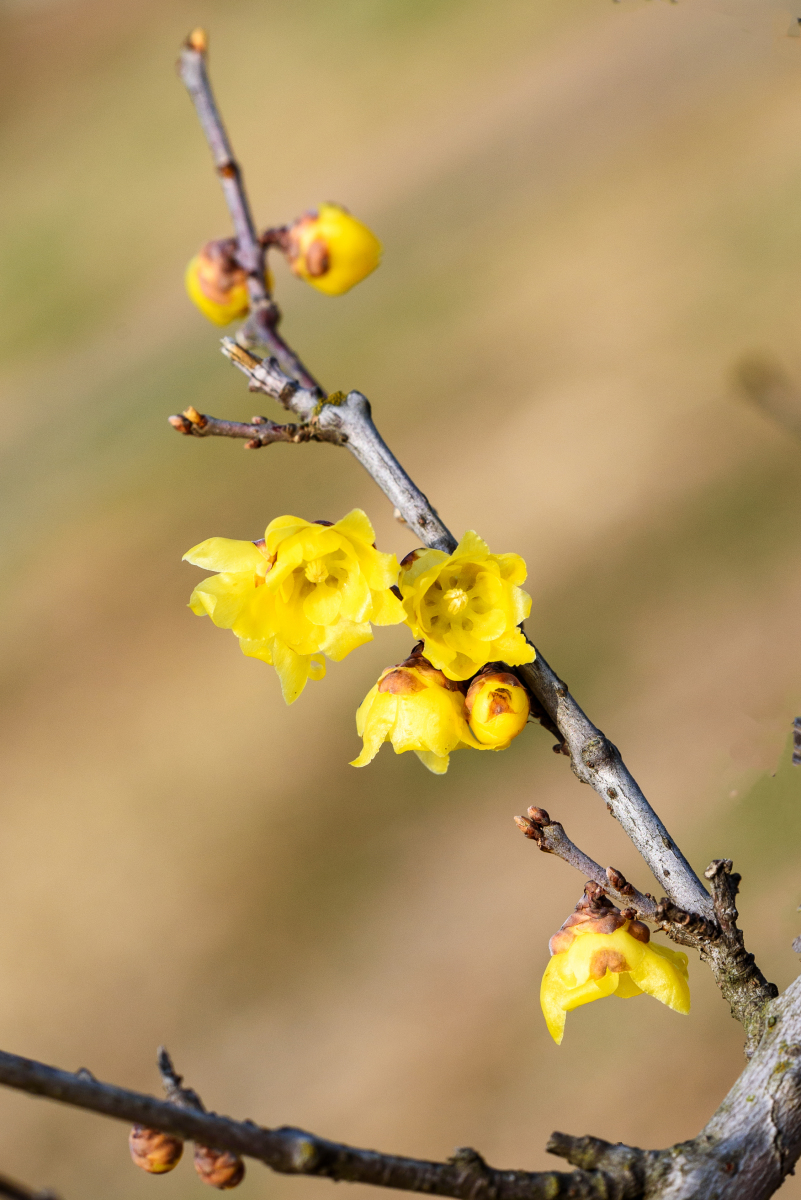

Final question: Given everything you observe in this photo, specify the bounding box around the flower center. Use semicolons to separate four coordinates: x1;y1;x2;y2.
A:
305;558;330;584
443;586;469;615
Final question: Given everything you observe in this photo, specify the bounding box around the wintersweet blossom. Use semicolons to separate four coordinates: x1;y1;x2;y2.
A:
541;888;690;1045
184;509;404;704
398;532;535;681
351;653;486;775
286;203;382;296
465;669;530;748
185;241;273;326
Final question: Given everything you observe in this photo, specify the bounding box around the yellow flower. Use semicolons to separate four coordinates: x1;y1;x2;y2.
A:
541;890;690;1045
465;670;530;748
398;532;535;681
185;240;273;326
286;203;381;296
351;653;485;774
184;509;405;704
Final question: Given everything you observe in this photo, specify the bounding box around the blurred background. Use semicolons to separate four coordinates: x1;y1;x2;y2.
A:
2;0;801;1194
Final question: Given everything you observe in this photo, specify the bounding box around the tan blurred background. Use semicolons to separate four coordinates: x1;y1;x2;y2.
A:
2;0;801;1194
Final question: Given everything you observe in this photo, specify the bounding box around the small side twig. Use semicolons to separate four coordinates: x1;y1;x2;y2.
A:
168;405;343;449
703;860;778;1055
513;807;715;941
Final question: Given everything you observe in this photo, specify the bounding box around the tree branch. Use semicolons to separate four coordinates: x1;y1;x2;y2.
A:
176;31;322;393
0;1174;58;1200
0;1050;634;1200
1;982;800;1200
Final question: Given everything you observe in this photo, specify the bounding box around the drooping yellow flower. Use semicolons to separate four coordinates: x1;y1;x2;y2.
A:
286;203;381;296
541;888;690;1045
465;669;530;748
185;240;273;325
184;509;405;704
398;532;535;681
351;652;486;774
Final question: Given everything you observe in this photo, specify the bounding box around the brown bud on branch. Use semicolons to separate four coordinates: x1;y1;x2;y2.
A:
128;1125;184;1174
194;1146;246;1190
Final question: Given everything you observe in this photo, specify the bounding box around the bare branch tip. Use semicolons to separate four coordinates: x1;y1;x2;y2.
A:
186;28;208;54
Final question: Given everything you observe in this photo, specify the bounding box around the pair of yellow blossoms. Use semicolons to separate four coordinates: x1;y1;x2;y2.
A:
185;509;534;773
186;203;382;325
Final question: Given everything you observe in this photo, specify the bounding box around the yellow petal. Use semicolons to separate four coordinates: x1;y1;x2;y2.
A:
629;943;691;1015
303;584;343;626
333;508;376;546
188;573;254;629
414;750;450;774
322;619;373;661
369;588;406;626
452;530;490;561
238;637;273;665
271;639;312;705
183;537;267;574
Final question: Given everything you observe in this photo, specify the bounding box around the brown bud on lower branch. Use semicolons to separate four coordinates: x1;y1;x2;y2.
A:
129;1125;184;1174
194;1146;245;1189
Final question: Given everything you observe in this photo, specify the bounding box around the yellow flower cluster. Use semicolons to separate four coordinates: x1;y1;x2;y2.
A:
185;510;404;704
351;657;530;774
185;512;535;768
541;889;690;1044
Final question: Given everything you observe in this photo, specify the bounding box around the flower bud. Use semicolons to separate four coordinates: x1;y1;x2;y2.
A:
465;670;529;748
128;1126;184;1174
185;240;273;326
285;203;381;296
194;1146;245;1189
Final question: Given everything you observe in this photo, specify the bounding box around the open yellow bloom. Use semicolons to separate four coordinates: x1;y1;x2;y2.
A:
185;240;273;326
286;203;381;296
185;509;405;704
351;653;485;774
465;669;530;748
541;889;690;1045
398;532;535;681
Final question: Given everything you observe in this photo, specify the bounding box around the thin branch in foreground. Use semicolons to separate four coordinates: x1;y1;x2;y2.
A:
1;977;801;1200
0;1050;631;1200
176;31;322;393
0;1174;59;1200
